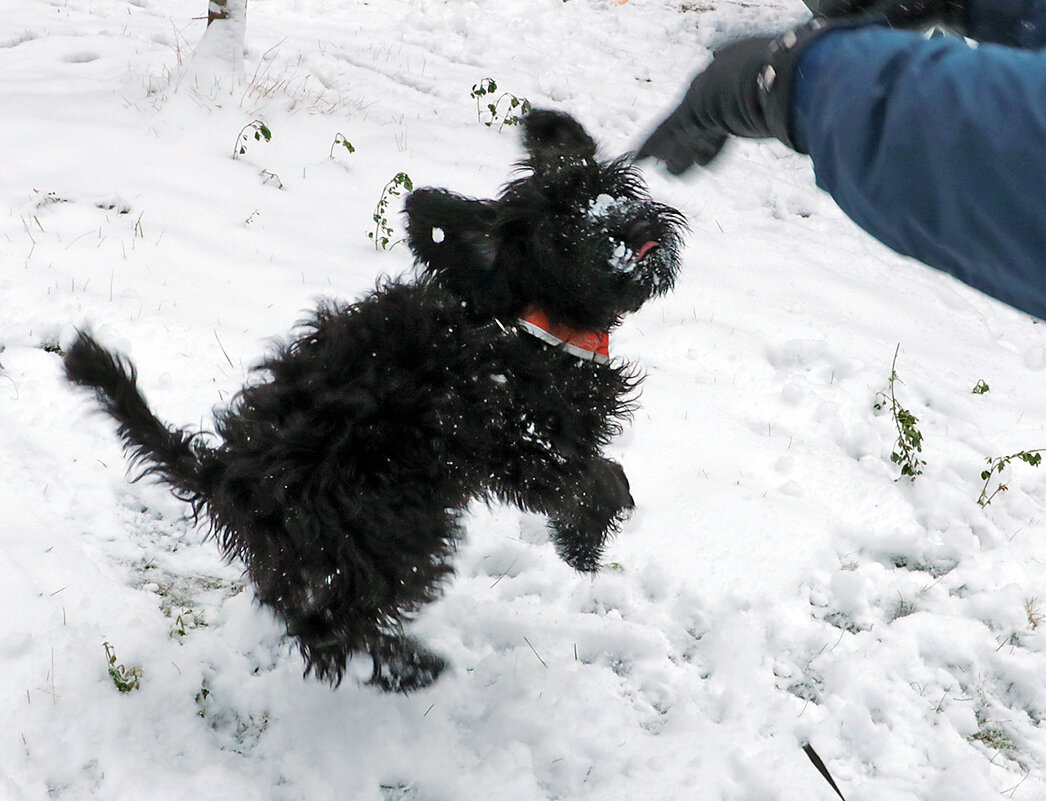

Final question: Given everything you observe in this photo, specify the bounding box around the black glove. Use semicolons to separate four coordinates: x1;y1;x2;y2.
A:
803;0;967;34
636;20;835;174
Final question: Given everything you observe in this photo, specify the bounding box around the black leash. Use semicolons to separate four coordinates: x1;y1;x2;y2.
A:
803;743;847;801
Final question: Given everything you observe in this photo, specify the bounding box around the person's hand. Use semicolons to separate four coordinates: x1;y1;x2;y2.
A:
637;22;831;173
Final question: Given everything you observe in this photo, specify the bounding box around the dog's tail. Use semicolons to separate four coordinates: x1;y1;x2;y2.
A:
64;331;215;506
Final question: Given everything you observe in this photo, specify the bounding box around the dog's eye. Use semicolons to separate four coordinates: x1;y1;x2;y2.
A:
431;227;445;243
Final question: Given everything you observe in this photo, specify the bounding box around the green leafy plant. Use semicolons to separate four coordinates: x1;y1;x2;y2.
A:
368;172;413;251
103;641;142;693
233;119;272;159
972;379;990;395
969;701;1023;765
470;78;532;130
171;608;205;638
969;724;1020;760
874;345;926;479
978;449;1045;506
470;77;497;119
329;132;356;158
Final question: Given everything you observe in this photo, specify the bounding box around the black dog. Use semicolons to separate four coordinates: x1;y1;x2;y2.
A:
64;110;686;692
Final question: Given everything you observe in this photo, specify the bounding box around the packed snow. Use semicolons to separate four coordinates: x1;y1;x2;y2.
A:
4;1;1046;799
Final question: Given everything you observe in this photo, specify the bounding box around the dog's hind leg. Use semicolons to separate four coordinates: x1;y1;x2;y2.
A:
366;631;447;693
548;457;634;573
290;615;447;692
277;575;450;692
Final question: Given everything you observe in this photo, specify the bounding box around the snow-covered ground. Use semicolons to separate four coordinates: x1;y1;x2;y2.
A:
4;1;1046;798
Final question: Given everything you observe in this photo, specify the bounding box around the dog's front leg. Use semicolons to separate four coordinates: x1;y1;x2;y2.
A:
550;457;634;573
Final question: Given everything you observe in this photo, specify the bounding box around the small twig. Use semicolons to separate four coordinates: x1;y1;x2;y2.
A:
65;230;92;250
242;38;287;100
214;330;235;369
489;558;518;589
1001;769;1030;796
523;636;548;668
934;690;949;713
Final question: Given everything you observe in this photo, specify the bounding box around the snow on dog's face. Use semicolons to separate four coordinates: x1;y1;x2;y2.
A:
405;110;687;332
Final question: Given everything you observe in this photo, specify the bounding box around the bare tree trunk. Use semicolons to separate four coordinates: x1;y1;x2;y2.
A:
208;0;230;25
180;0;246;86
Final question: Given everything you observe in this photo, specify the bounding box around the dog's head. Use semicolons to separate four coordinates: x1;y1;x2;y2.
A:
405;110;686;331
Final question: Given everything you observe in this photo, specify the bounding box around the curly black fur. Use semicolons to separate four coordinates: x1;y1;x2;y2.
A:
64;110;686;692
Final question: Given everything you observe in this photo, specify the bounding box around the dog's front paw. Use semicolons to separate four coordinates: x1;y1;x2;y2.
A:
559;547;603;573
551;518;606;573
368;636;448;693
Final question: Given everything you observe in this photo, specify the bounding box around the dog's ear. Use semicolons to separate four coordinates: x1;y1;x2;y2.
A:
405;188;498;273
405;188;503;308
522;110;597;169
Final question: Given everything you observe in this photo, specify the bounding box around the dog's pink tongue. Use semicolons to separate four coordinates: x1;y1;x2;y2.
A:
636;241;659;261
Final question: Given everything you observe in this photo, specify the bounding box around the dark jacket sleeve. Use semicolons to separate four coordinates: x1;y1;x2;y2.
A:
966;0;1046;47
792;26;1046;319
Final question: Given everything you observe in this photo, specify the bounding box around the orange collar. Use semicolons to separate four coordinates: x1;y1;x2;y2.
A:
516;306;610;364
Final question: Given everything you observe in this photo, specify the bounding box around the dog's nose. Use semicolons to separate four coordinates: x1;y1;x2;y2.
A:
626;219;654;240
630;217;659;238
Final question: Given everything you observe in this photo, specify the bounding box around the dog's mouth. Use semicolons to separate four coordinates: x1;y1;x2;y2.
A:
609;237;662;278
635;240;659;261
